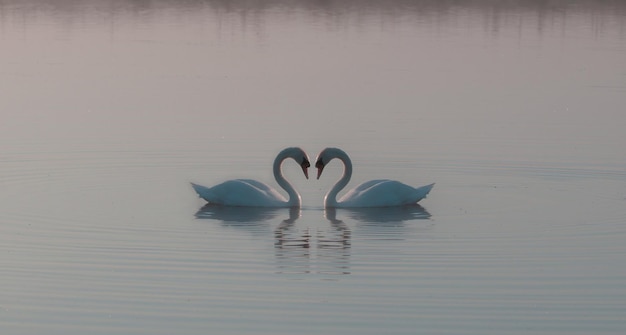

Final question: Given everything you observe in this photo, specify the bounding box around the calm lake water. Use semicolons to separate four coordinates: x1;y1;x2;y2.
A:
2;0;626;334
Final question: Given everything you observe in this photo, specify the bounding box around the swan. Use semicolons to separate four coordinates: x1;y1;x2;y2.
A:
314;147;434;208
191;147;310;207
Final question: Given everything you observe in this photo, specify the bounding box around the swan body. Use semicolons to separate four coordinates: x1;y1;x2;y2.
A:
191;147;310;207
315;147;434;208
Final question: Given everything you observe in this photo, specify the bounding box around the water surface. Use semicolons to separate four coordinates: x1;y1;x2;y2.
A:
1;1;626;334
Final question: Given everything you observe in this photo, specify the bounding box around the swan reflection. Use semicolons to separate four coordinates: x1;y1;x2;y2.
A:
342;204;431;223
195;204;431;278
195;204;285;222
274;209;312;275
274;207;308;248
330;205;433;241
274;208;351;276
194;204;299;236
318;208;351;249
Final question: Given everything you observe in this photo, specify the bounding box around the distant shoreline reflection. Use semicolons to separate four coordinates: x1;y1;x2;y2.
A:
195;204;431;278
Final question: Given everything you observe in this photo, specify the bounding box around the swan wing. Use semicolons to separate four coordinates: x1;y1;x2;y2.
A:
235;179;287;202
338;179;388;202
191;180;287;207
348;179;391;193
235;179;273;192
339;180;434;207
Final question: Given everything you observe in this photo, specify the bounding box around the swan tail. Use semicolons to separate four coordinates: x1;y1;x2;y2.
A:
190;182;217;203
413;183;435;203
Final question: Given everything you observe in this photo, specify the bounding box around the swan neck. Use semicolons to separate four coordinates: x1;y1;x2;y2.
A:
325;151;352;207
274;151;301;206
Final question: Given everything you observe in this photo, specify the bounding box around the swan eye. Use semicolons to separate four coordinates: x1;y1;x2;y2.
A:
301;158;311;168
315;159;324;169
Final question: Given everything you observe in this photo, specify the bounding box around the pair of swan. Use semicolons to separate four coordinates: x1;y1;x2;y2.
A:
191;147;434;208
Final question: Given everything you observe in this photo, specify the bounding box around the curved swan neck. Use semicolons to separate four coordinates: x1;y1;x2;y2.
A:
325;148;352;207
273;148;301;207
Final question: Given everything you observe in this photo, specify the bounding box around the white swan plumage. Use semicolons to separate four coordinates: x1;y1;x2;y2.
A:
315;147;434;208
191;147;310;207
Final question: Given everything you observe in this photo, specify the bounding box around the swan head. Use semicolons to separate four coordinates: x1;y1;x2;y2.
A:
281;147;310;180
315;148;352;179
314;147;347;180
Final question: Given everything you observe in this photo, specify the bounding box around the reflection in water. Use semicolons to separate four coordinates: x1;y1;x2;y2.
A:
343;205;431;223
5;0;626;15
274;208;312;275
194;205;349;277
275;208;351;277
195;204;283;222
274;207;308;248
194;204;289;236
316;212;351;276
2;0;624;41
195;205;432;278
337;205;433;241
318;208;351;249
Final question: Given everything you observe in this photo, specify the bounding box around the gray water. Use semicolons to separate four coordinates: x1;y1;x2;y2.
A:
1;0;626;334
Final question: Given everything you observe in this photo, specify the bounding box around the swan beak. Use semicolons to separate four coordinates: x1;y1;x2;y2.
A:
301;160;310;180
315;160;325;180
